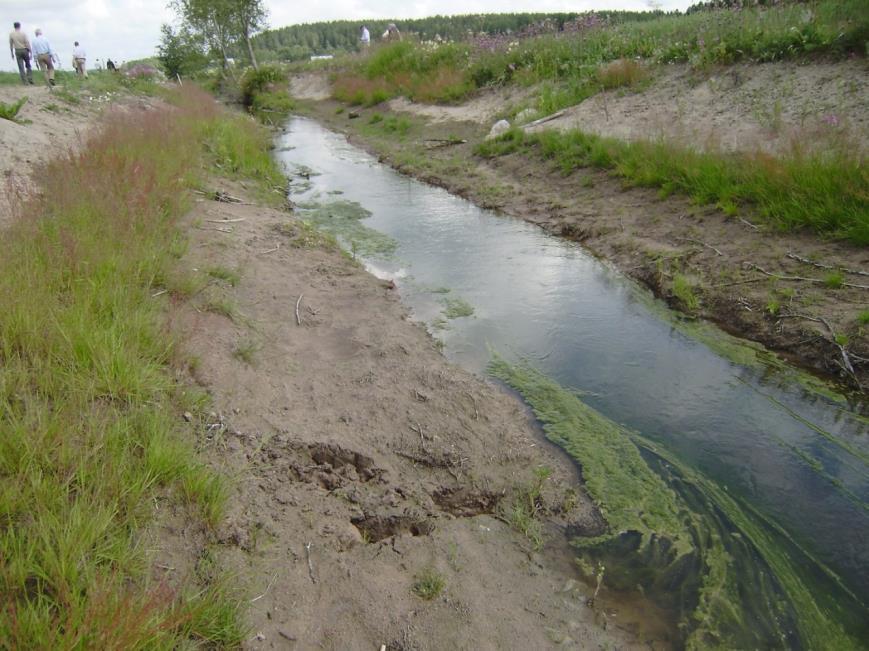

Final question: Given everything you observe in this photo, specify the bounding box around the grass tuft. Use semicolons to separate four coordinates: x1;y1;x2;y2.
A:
412;568;446;600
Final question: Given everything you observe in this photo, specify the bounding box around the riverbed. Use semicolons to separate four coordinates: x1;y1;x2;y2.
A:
277;116;868;648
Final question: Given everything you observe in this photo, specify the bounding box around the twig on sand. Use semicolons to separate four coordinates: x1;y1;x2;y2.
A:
261;243;280;255
250;573;278;603
737;217;759;230
786;252;869;278
675;236;723;256
304;542;317;584
151;289;168;298
745;263;868;290
295;294;304;326
196;226;233;233
524;109;567;128
205;218;246;224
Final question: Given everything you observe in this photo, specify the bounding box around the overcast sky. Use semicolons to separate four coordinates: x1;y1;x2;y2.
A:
2;0;692;72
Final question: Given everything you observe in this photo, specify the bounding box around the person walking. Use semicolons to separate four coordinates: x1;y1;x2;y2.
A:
32;29;58;85
72;41;87;78
359;25;370;49
8;22;33;85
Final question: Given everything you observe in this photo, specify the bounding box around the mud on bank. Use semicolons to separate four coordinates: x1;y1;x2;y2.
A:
293;87;868;396
165;178;676;649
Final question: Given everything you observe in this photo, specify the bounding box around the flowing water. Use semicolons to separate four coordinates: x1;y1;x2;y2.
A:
277;117;868;648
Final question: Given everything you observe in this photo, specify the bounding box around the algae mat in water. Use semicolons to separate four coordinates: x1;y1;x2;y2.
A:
489;357;866;650
296;199;397;258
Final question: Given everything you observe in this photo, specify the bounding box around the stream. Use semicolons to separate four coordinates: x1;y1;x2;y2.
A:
276;117;868;648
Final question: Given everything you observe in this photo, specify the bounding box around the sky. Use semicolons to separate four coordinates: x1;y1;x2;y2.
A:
2;0;693;72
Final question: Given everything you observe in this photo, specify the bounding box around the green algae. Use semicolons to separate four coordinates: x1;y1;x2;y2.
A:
489;356;867;650
440;296;475;319
295;199;397;259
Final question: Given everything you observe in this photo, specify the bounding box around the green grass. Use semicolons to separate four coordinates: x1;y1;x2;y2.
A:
329;1;866;109
0;96;27;122
440;296;475;319
672;273;701;312
232;338;260;365
412;568;446;600
476;126;869;245
206;265;242;287
0;85;279;647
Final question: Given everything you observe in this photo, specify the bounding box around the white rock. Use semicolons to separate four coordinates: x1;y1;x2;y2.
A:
486;119;511;140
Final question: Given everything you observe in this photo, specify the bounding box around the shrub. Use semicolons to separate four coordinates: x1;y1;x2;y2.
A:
240;65;286;107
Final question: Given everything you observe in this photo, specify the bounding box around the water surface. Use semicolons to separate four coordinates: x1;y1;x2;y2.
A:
277;117;868;645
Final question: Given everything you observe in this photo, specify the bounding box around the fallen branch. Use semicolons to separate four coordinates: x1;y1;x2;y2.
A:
524;109;567;128
737;217;759;230
151;289;168;298
260;243;281;255
423;138;467;149
786;252;869;278
675;236;723;256
205;218;246;224
295;294;304;326
304;542;317;584
744;263;869;290
777;312;861;390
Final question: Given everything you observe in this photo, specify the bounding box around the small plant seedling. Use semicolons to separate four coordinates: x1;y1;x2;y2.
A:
823;271;844;289
0;97;27;122
412;568;445;600
206;266;241;287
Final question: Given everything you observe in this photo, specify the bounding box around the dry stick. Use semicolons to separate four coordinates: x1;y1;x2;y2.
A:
777;313;861;389
745;263;869;290
786;252;869;278
737;217;759;230
205;218;246;224
524;109;567;129
250;573;278;603
196;226;233;233
151;289;168;298
675;236;723;256
295;294;304;326
260;243;281;255
304;542;317;584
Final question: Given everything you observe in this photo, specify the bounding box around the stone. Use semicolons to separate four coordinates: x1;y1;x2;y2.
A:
486;119;511;140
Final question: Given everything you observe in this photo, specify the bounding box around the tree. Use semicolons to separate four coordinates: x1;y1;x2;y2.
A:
172;0;267;71
157;24;208;78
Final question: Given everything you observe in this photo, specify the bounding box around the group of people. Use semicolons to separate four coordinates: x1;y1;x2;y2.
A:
358;23;402;48
8;21;92;86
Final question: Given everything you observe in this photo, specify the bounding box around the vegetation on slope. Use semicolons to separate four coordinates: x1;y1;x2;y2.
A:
476;126;868;245
0;87;280;646
327;1;866;109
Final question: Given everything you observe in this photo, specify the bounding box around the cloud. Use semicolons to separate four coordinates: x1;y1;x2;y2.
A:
3;0;691;71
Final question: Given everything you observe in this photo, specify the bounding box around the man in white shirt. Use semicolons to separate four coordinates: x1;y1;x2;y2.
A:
359;25;370;49
31;29;57;85
72;41;87;78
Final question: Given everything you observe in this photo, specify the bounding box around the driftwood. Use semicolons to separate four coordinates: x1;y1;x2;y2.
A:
786;252;869;278
523;109;567;128
423;138;468;149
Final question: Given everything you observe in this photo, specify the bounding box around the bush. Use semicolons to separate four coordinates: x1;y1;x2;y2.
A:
240;65;286;107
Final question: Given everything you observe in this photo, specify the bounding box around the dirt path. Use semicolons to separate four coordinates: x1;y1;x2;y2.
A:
296;87;869;394
159;184;673;649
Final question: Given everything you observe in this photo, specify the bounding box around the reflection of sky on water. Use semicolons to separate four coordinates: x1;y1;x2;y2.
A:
277;117;869;601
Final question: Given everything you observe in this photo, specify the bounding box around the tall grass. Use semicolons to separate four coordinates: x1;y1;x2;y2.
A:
0;86;272;646
331;1;866;108
477;126;869;245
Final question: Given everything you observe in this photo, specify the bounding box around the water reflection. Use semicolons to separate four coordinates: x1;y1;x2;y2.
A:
277;117;869;607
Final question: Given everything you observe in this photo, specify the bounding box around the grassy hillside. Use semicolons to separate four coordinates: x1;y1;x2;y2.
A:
0;86;282;646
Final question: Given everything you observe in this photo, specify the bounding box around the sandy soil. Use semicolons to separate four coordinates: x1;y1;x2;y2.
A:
0;84;153;225
152;183;674;649
299;83;869;393
526;60;869;154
